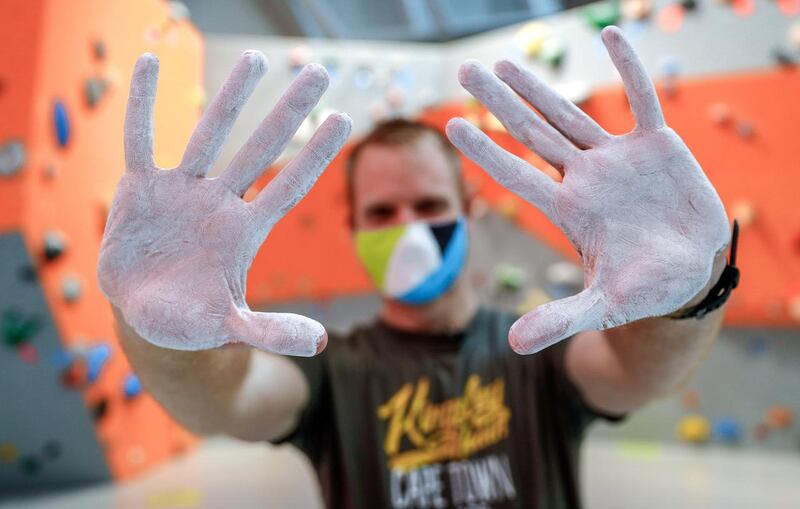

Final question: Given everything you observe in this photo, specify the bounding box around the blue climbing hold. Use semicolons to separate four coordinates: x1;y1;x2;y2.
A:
124;374;142;399
86;343;111;383
53;101;70;147
712;416;743;444
49;348;74;370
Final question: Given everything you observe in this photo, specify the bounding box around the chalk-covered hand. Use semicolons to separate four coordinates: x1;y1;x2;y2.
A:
98;52;351;355
447;26;730;354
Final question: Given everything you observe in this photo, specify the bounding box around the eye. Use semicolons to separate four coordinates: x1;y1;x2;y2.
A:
365;204;397;223
414;197;449;217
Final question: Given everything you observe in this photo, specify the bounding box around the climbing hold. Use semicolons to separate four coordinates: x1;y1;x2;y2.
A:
0;140;26;177
50;348;75;370
659;56;681;78
17;264;37;283
124;373;143;399
621;0;652;20
540;37;567;70
92;398;109;421
514;22;551;58
712;417;743;444
681;390;700;409
496;195;520;221
0;443;17;463
84;77;109;108
17;343;38;364
87;343;112;383
745;335;768;356
20;455;41;475
42;440;62;460
43;230;67;261
323;56;341;81
788;295;800;322
53;101;70;147
765;406;794;429
656;3;685;34
582;1;621;30
168;1;190;22
2;310;40;347
353;65;376;90
789;21;800;50
60;362;86;389
736;120;754;139
288;44;312;73
494;264;526;292
92;39;107;61
516;288;551;314
42;162;58;179
680;0;698;10
730;200;756;226
753;422;771;440
677;414;711;443
708;102;732;125
61;275;82;302
773;47;797;67
545;261;584;287
778;0;800;17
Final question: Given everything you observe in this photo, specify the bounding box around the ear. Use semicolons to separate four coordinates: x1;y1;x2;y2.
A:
463;176;480;218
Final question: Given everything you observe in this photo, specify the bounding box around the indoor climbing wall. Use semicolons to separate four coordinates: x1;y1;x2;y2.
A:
235;0;799;450
0;0;201;491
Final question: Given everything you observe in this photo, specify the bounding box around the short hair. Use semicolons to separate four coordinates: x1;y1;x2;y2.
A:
345;119;465;212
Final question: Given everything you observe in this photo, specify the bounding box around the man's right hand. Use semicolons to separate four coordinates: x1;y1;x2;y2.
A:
98;51;351;356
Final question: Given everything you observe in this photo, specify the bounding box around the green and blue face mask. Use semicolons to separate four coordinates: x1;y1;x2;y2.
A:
355;217;468;305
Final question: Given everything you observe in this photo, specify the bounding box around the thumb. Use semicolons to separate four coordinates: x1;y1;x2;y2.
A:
228;309;328;357
509;287;608;355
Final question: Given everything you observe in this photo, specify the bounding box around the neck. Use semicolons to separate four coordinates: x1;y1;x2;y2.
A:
379;275;479;334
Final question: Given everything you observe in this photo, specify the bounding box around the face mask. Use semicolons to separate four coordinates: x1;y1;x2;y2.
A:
355;217;468;305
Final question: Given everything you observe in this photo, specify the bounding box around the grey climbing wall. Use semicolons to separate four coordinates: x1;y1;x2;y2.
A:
0;232;109;497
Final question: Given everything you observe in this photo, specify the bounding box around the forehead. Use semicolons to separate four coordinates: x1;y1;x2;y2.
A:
352;135;460;204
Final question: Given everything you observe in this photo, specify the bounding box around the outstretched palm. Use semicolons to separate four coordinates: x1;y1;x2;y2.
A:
98;52;351;355
447;27;730;354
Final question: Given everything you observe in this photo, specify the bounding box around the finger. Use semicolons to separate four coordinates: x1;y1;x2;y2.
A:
601;26;665;131
125;53;159;171
494;60;611;149
446;117;558;222
509;287;608;355
220;64;329;197
458;60;577;168
228;309;327;357
180;50;267;177
251;112;352;229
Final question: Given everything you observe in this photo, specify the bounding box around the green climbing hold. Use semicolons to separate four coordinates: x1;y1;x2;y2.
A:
2;310;41;347
582;1;621;30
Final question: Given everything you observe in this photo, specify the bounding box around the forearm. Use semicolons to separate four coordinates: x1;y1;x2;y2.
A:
570;250;728;414
113;306;307;441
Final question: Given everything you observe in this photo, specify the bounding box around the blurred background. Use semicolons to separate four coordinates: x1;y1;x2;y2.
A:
1;0;799;507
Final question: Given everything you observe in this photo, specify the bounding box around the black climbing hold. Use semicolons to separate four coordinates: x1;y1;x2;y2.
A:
20;455;41;475
92;40;107;61
1;310;41;347
92;398;109;421
42;440;62;460
43;230;66;261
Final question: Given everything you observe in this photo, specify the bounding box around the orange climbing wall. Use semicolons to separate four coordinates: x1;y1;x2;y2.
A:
247;67;800;328
0;0;202;479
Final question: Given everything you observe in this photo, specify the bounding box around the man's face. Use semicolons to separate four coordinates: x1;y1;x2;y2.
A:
351;135;465;231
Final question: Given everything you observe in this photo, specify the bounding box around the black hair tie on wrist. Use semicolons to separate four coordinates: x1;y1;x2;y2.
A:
668;220;740;320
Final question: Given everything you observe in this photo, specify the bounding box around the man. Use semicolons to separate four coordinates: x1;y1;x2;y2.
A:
99;27;736;508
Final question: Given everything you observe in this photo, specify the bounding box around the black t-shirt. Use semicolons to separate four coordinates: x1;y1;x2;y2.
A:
277;307;621;509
